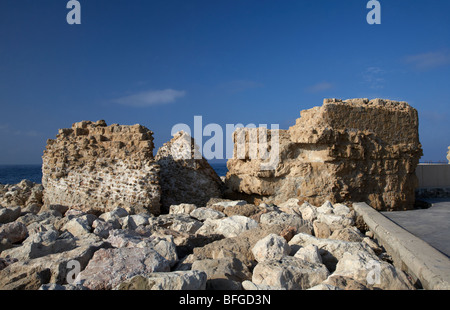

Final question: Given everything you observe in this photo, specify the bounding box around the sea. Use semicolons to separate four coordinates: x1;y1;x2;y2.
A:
0;163;229;185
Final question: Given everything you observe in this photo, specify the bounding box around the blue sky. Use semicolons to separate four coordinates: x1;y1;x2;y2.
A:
0;0;449;164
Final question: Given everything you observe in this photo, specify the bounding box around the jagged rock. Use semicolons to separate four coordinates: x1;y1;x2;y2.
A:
75;247;170;290
192;226;289;268
0;181;43;208
252;256;330;290
259;211;313;235
251;234;290;263
153;214;203;234
225;98;423;211
333;251;415;290
0;206;21;224
293;244;323;265
98;207;128;222
191;257;251;290
223;204;262;218
298;202;318;222
313;221;331;239
190;207;225;221
0;221;28;244
42;120;161;215
115;271;207;290
330;227;365;242
62;216;95;237
155;131;223;213
196;215;258;238
211;200;247;209
169;203;197;215
0;230;77;261
0;240;108;290
289;233;376;272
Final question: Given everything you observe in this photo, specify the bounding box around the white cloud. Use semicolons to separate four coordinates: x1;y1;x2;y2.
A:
113;89;186;107
362;67;385;89
404;51;450;71
306;82;335;93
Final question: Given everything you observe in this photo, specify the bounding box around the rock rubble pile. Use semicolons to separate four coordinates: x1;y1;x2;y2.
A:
0;189;415;290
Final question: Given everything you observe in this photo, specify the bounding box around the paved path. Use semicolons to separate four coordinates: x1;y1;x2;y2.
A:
382;199;450;258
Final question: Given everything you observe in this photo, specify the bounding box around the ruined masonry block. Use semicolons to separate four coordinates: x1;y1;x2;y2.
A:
225;98;423;211
42;120;161;215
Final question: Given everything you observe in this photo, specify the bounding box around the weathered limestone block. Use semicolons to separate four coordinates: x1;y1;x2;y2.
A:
42;120;161;215
155;131;223;213
225;99;423;211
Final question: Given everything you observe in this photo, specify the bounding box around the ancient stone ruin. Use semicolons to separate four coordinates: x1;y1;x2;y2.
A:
225;98;423;211
155;131;223;213
42;120;161;215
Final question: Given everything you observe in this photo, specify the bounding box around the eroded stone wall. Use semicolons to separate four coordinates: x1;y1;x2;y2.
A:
155;131;223;213
42;120;161;215
225;98;423;211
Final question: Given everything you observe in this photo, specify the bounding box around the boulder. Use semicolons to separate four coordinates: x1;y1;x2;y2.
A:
197;215;258;238
169;204;197;215
293;244;322;265
0;206;21;224
0;221;28;244
333;251;415;290
259;211;313;235
115;270;207;290
190;207;225;221
252;256;330;290
106;230;178;267
0;230;77;261
313;221;331;239
191;257;251;290
156;131;223;213
75;247;170;290
289;233;376;272
251;234;290;263
330;227;365;242
298;202;318;222
0;240;108;290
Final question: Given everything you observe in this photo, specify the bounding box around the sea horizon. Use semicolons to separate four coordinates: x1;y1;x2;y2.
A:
0;163;228;185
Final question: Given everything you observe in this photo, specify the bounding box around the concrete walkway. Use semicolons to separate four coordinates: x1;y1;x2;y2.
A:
381;199;450;258
354;202;450;290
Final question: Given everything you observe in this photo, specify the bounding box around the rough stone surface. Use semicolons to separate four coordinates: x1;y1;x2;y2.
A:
251;234;290;262
155;131;223;213
75;247;170;290
293;244;323;265
115;271;207;290
252;256;330;290
197;215;258;238
42;120;161;215
169;203;197;215
225;98;422;211
0;206;21;224
191;257;252;290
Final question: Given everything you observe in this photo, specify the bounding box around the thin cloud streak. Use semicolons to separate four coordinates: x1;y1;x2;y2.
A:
404;50;450;71
113;89;186;107
306;82;335;93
